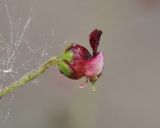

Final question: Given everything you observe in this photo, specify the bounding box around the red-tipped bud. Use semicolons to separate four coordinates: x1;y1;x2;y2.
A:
58;44;92;79
58;29;104;89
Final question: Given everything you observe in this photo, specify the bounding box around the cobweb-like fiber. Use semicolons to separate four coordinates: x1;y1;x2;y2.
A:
0;2;56;127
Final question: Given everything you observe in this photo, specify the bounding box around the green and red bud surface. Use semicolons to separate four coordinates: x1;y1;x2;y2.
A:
58;29;104;90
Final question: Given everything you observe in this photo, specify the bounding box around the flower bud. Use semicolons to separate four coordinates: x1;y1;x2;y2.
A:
58;29;104;89
58;44;92;79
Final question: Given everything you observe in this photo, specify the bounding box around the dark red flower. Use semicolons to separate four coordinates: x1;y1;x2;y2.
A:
58;29;104;90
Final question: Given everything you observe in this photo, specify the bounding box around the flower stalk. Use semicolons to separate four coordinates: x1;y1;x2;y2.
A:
0;57;60;98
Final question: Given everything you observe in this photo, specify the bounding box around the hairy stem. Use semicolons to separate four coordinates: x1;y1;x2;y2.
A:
0;56;60;98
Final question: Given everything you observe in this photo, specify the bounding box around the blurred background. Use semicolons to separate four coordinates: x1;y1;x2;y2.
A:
0;0;160;128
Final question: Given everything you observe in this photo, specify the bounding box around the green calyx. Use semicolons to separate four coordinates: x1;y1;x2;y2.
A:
58;51;74;77
58;61;72;77
61;51;73;62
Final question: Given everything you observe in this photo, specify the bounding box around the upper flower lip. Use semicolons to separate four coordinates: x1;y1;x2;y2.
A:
89;29;103;56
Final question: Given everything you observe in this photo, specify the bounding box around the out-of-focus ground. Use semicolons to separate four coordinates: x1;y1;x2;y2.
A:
0;0;160;128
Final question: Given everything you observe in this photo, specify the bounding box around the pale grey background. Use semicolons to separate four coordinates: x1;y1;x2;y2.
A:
0;0;160;128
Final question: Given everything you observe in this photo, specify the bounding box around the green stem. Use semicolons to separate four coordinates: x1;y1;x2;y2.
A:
0;56;60;98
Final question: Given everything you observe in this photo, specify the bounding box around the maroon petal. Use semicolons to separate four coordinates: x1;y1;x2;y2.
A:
89;29;103;56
